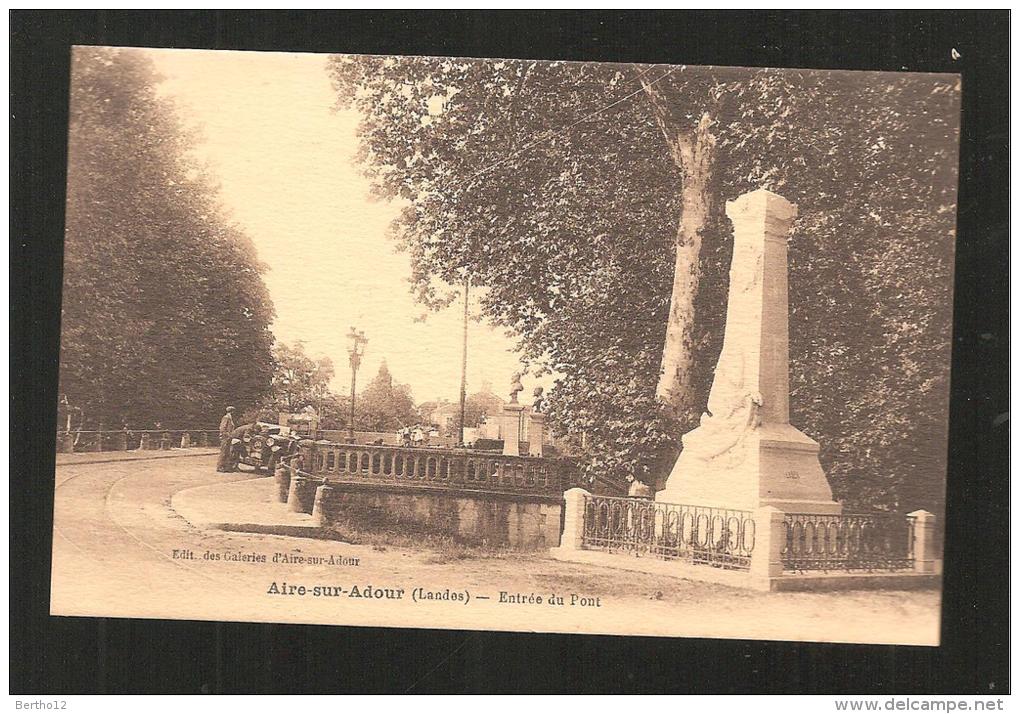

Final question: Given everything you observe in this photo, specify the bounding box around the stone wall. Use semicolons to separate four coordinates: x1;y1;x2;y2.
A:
313;482;562;550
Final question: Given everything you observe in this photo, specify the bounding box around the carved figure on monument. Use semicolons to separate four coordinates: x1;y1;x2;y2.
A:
531;386;545;413
508;371;524;404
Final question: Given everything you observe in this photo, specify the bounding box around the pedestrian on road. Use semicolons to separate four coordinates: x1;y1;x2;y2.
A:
216;406;236;472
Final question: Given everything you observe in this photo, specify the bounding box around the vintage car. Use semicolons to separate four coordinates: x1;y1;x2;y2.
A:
232;422;302;473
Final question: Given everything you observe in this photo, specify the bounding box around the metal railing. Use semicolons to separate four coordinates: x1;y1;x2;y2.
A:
56;429;221;453
300;441;575;498
580;494;756;571
781;512;915;572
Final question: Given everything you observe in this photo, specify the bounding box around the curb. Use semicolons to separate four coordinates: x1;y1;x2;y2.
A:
56;449;219;467
213;522;326;539
170;477;328;540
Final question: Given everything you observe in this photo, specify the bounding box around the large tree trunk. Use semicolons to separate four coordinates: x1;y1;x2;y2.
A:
640;86;717;417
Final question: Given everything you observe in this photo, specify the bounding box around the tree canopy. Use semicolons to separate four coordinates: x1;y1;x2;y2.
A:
355;361;419;432
59;47;276;429
267;341;335;414
329;55;959;515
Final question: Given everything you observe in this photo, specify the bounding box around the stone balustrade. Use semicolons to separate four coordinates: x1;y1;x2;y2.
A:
299;440;575;498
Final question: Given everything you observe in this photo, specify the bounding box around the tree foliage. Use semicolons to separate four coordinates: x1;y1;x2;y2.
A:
355;362;419;432
267;341;335;414
330;56;959;514
59;47;276;429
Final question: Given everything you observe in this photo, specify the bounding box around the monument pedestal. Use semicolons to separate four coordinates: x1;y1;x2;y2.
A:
658;423;840;513
527;412;546;457
657;189;840;515
501;404;525;457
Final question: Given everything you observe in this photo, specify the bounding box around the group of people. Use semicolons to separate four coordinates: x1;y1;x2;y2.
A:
215;406;265;473
398;424;431;447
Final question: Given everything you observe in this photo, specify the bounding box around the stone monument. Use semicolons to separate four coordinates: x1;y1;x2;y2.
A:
656;189;840;514
502;372;526;457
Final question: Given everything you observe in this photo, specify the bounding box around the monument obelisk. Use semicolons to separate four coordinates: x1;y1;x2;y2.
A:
657;188;840;514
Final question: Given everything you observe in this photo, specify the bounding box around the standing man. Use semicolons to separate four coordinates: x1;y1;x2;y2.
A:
216;406;236;472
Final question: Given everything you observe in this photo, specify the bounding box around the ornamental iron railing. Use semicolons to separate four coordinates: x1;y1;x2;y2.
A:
781;512;915;572
580;494;755;571
301;441;575;498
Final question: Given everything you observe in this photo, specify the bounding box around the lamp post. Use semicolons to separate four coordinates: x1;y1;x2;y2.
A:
457;278;469;447
280;375;292;413
346;327;368;443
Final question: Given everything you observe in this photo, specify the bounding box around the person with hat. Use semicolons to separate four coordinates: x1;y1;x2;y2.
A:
216;406;236;472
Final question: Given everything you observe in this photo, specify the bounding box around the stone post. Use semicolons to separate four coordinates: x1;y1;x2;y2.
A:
93;424;104;452
119;430;129;451
908;510;937;574
299;440;316;473
527;412;546;458
556;487;591;551
160;431;171;450
198;431;208;447
274;462;292;503
312;483;334;526
139;432;151;450
749;506;787;590
501;404;525;457
180;432;191;448
287;475;316;514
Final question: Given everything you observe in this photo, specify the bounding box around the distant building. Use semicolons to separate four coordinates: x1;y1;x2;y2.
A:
431;402;461;435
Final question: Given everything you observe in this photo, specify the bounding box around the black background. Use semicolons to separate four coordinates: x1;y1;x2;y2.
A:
10;10;1009;694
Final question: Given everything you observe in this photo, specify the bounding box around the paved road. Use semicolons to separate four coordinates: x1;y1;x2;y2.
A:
52;455;261;613
50;455;942;644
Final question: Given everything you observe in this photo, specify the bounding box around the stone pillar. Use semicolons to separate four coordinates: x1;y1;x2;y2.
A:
139;432;151;450
527;412;546;457
180;432;191;448
159;432;171;450
274;462;291;503
501;404;525;457
556;487;590;551
119;430;130;451
287;475;316;514
298;440;315;473
198;431;208;447
749;506;786;590
93;424;104;452
312;483;334;526
908;510;937;574
658;189;840;514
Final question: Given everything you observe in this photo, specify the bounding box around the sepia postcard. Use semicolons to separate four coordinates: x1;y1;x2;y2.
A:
51;46;961;646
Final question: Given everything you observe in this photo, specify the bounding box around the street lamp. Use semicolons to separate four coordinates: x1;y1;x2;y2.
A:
280;375;292;412
346;327;368;443
458;277;469;448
